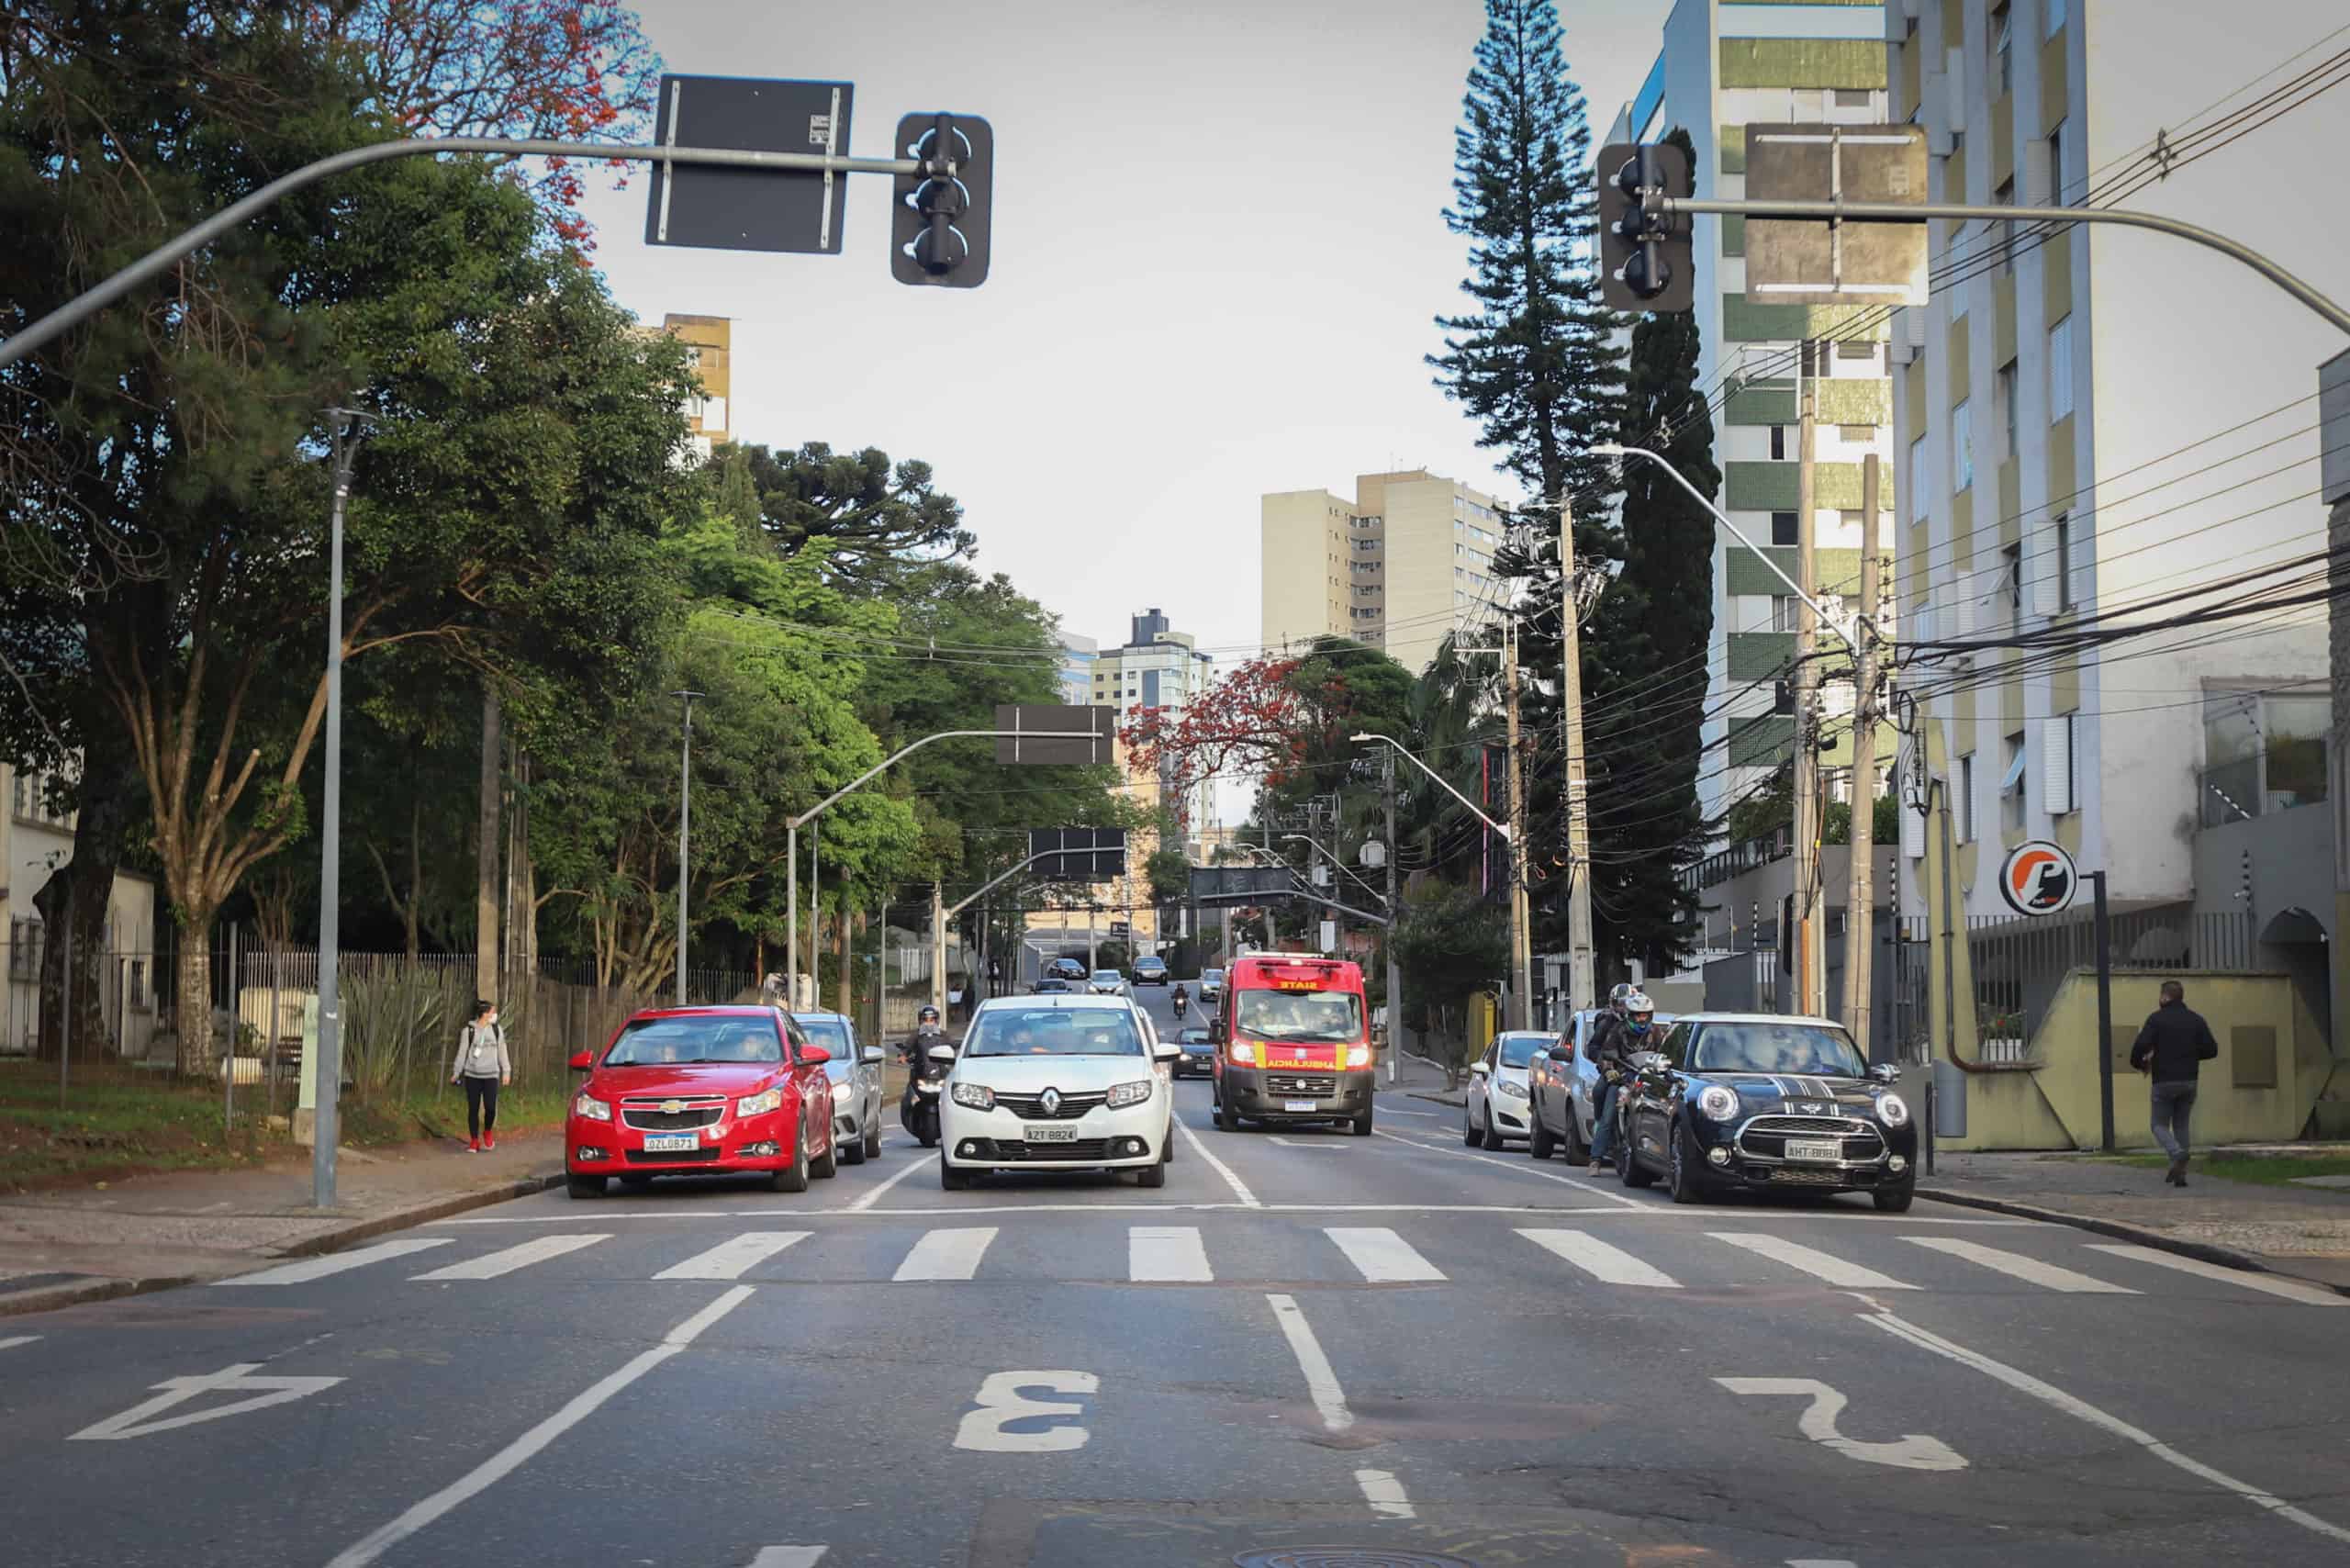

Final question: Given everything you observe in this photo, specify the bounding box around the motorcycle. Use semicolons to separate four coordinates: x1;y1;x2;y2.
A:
1170;991;1188;1020
900;1034;957;1148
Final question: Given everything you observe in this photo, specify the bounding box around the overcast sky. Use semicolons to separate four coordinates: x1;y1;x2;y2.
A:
572;0;1665;666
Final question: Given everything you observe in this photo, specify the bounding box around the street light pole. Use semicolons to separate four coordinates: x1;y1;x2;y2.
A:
674;690;703;1005
311;409;367;1212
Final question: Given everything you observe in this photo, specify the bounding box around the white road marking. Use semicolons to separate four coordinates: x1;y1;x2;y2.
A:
1711;1233;1914;1290
745;1550;827;1568
2086;1244;2349;1306
1371;1127;1647;1209
1268;1137;1343;1148
325;1286;754;1568
69;1362;344;1441
1326;1226;1445;1282
1175;1116;1260;1207
217;1238;452;1285
1903;1236;2136;1294
893;1226;998;1282
1377;1105;1438;1116
653;1231;808;1281
0;1335;41;1351
443;1201;2035;1224
1788;1560;1859;1567
411;1233;609;1282
1716;1376;1967;1471
1355;1467;1415;1519
1863;1305;2350;1545
952;1370;1096;1452
1517;1227;1681;1287
846;1148;935;1211
1129;1226;1213;1282
1267;1293;1353;1432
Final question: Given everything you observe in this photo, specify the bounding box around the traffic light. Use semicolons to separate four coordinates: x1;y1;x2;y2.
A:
891;112;992;287
1595;141;1694;311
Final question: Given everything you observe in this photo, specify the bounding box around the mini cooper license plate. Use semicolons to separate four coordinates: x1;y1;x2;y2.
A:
642;1134;699;1153
1023;1125;1080;1143
1785;1138;1841;1162
1283;1099;1317;1112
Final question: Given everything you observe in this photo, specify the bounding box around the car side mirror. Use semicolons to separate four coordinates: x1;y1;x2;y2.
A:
926;1042;958;1064
1867;1062;1899;1084
1208;1018;1227;1044
1470;1060;1491;1076
798;1045;831;1067
567;1049;594;1072
1152;1042;1181;1062
1549;1046;1574;1064
860;1045;887;1066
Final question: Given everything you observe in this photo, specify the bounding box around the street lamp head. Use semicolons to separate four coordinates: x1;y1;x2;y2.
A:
1348;733;1379;744
1588;442;1630;458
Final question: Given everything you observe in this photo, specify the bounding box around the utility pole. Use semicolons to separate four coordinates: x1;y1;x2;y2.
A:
930;880;947;1018
673;690;702;1005
1841;454;1882;1046
1384;749;1402;1083
808;821;821;1008
1792;360;1825;1016
1557;496;1595;1011
1503;618;1534;1030
475;688;501;1008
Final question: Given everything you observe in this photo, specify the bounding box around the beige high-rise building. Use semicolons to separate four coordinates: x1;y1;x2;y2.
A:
1259;468;1508;675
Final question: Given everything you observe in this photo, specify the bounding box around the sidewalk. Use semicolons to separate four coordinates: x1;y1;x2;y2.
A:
1383;1049;1466;1106
0;1127;565;1317
1919;1147;2350;1294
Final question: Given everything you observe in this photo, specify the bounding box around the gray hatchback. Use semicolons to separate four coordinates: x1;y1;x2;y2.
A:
793;1012;889;1164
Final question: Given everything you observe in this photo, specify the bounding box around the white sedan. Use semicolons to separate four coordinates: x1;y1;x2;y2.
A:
940;994;1179;1189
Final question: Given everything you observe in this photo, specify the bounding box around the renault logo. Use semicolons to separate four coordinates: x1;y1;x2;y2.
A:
1040;1088;1062;1115
661;1099;685;1115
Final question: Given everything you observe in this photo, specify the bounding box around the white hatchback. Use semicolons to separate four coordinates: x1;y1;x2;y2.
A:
940;994;1179;1189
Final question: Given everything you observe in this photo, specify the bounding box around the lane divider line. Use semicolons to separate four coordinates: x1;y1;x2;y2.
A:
1355;1467;1415;1519
1266;1292;1353;1432
846;1148;935;1212
0;1335;43;1351
1176;1116;1260;1208
325;1285;755;1568
1371;1126;1648;1210
1326;1226;1446;1282
442;1201;2038;1224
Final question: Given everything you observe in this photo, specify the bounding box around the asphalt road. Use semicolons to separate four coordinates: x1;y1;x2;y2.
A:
5;981;2347;1567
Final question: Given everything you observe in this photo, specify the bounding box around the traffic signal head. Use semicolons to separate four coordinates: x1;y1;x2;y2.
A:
891;113;992;287
1595;140;1694;311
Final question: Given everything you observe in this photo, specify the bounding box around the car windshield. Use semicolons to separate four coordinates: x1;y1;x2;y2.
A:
1090;970;1123;984
1496;1034;1545;1069
1234;988;1362;1043
1689;1022;1868;1078
799;1017;851;1058
604;1014;782;1067
963;1006;1145;1058
1203;969;1225;985
1181;1029;1211;1045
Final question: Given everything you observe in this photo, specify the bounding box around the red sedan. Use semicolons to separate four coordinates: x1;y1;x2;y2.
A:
565;1005;839;1198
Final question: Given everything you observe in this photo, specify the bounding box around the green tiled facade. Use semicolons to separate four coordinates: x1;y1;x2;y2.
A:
1718;38;1888;90
1727;631;1796;681
1724;546;1863;598
1728;714;1797;769
1722;296;1887;342
1725;382;1797;426
1725;463;1895;512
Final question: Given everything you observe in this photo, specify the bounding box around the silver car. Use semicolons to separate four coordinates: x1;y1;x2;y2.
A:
1087;969;1129;996
793;1011;888;1164
1527;1006;1676;1161
1464;1031;1552;1148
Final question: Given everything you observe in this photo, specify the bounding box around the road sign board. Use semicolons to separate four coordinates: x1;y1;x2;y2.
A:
1029;828;1127;881
996;704;1115;767
1997;840;2079;916
1189;866;1297;902
1746;124;1928;306
644;75;853;254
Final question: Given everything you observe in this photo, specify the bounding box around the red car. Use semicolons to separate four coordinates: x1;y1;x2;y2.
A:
565;1005;839;1198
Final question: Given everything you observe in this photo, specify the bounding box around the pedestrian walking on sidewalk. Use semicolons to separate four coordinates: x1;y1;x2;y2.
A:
2128;979;2220;1186
451;999;511;1153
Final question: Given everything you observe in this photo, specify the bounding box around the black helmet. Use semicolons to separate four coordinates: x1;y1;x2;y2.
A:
918;1004;940;1024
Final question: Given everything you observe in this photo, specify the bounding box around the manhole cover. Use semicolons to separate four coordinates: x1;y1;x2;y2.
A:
1235;1552;1473;1568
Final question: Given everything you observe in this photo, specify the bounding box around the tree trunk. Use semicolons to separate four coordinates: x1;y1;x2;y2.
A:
835;913;850;1014
29;736;139;1063
173;904;217;1077
475;685;501;1005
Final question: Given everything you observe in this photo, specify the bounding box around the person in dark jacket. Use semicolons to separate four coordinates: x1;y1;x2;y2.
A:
2128;980;2221;1186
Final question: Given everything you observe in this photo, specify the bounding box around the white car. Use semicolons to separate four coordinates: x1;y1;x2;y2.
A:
1463;1030;1552;1149
940;994;1180;1189
1086;969;1128;995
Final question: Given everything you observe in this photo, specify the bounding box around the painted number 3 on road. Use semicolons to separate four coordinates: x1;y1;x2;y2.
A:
953;1370;1096;1452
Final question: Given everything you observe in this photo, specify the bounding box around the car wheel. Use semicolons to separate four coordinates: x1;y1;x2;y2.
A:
919;1128;938;1148
1669;1118;1708;1205
1561;1101;1587;1165
1162;1128;1175;1163
1212;1093;1230;1130
940;1155;970;1192
1618;1124;1656;1189
810;1125;839;1180
1351;1104;1373;1137
1528;1109;1555;1159
841;1121;867;1165
771;1138;810;1193
566;1173;605;1200
1481;1106;1505;1151
863;1120;883;1160
1136;1159;1167;1189
1462;1105;1481;1148
1873;1183;1916;1214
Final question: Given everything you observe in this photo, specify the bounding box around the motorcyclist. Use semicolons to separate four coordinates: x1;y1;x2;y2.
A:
1171;983;1189;1019
1583;983;1638;1175
901;1003;946;1059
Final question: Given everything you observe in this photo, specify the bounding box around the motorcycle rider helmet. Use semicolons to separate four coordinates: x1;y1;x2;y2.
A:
1622;990;1656;1036
917;1004;941;1026
1607;981;1635;1014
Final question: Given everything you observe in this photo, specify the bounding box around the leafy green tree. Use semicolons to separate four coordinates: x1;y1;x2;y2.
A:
1391;880;1511;1087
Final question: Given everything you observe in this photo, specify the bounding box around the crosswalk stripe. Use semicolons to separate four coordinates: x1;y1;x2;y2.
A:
2086;1243;2349;1306
892;1227;998;1282
218;1238;453;1286
654;1232;809;1281
1710;1232;1914;1290
1129;1226;1213;1282
1516;1227;1682;1288
1326;1226;1446;1282
412;1234;609;1282
0;1335;43;1351
1904;1236;2136;1294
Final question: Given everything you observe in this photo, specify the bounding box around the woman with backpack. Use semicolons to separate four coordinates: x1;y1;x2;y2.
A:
450;999;511;1152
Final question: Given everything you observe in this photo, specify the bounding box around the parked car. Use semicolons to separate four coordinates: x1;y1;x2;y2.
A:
792;1011;889;1165
565;1005;840;1197
1527;1006;1676;1163
1197;968;1225;1002
1610;1013;1916;1210
1172;1026;1215;1078
1132;955;1169;985
938;994;1181;1188
1087;969;1129;996
1463;1031;1552;1149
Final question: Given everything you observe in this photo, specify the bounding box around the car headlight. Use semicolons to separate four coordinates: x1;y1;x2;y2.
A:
1497;1078;1529;1100
1696;1085;1740;1121
735;1087;786;1118
1229;1041;1257;1065
829;1079;854;1102
951;1081;995;1111
1876;1092;1911;1127
1345;1044;1372;1068
1106;1079;1155;1109
572;1093;611;1122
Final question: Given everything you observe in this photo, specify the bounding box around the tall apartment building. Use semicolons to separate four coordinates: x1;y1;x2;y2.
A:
653;312;732;461
1889;0;2342;920
1259;469;1507;676
1057;633;1098;707
1607;0;1901;832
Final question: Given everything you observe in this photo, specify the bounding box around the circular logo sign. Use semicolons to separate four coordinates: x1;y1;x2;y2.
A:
1998;840;2078;916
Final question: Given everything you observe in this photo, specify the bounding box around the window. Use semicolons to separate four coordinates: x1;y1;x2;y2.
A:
1834;87;1874;108
1992;4;2013;97
1768;595;1802;633
1998;359;2019;457
1952;399;1974;489
1994;178;2017;273
2201;689;2330;823
2046;118;2067;204
1836;339;1882;365
1771;510;1799;545
1771;425;1786;461
2002;732;2028;831
1958;753;1977;843
1908;434;1930;520
2047;314;2074;420
2002;542;2022;613
1801;340;1830;380
2053;513;2075;610
2046;0;2066;36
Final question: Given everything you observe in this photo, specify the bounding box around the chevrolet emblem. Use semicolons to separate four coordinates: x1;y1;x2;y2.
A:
661;1099;685;1114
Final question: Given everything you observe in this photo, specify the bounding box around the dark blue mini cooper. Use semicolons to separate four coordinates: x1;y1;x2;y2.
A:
1612;1014;1918;1211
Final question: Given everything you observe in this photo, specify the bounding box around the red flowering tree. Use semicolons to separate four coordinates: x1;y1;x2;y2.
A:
1120;655;1305;826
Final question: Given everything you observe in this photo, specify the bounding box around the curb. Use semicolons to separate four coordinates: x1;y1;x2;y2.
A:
1916;1184;2350;1298
0;1170;565;1320
1409;1091;1467;1109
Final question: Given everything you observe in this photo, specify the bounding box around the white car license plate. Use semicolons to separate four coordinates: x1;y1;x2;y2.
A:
1024;1125;1080;1143
1283;1099;1317;1112
642;1134;699;1153
1785;1139;1841;1162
